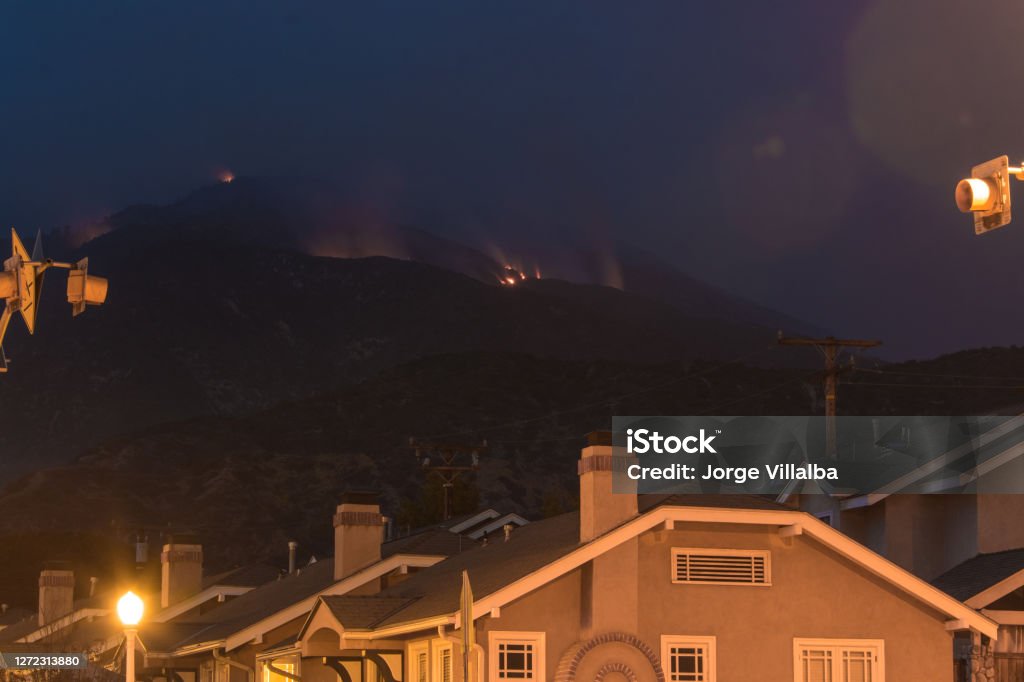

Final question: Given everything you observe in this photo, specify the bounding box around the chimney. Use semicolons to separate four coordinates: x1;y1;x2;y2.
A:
288;541;298;576
161;535;203;608
578;431;639;636
38;563;74;627
578;431;637;543
333;492;384;581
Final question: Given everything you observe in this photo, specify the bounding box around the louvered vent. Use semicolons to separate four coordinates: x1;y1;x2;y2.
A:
672;548;771;585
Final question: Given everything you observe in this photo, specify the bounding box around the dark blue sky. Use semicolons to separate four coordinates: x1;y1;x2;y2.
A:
3;1;1024;359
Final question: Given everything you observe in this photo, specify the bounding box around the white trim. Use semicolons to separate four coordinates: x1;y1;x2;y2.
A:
217;554;443;651
449;510;502;535
793;638;884;682
661;635;716;682
466;514;530;540
779;524;803;537
670;548;771;586
467;507;996;638
489;631;545;682
434;638;454;682
312;506;998;640
966;567;1024;609
408;640;430;682
152;585;254;623
981;609;1024;625
18;608;108;643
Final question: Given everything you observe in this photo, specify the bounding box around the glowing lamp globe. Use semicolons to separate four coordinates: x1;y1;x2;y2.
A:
117;591;144;626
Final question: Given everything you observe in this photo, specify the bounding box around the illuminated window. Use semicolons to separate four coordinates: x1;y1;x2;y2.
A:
261;656;298;682
794;639;883;682
489;632;545;682
661;636;716;682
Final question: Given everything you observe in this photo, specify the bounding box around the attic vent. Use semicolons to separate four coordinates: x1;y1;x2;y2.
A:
671;548;771;586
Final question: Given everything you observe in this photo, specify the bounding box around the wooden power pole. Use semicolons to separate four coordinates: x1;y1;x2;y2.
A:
409;439;487;520
778;332;881;459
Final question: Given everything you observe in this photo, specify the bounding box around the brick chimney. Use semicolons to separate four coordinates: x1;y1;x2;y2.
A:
333;492;384;582
161;535;203;608
38;563;74;627
579;431;637;542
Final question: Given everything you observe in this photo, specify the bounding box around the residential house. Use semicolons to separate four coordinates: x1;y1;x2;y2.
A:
287;432;993;682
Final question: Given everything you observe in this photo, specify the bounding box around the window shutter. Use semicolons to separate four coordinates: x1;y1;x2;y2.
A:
672;549;770;585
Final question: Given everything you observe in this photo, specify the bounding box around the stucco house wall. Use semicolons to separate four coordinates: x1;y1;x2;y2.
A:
475;521;956;682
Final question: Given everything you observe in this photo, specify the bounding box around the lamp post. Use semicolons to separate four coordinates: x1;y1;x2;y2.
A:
117;591;144;682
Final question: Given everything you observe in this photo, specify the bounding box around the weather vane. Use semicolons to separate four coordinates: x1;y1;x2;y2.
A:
0;228;108;372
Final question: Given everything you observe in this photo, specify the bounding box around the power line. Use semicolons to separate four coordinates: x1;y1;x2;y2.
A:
861;368;1024;382
777;333;882;459
846;381;1024;390
696;372;818;415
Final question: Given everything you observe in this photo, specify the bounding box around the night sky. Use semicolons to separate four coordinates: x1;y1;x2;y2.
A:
3;1;1024;359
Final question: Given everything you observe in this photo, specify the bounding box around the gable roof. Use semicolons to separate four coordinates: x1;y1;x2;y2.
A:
304;503;997;640
933;549;1024;607
202;563;282;590
320;596;417;629
382;527;479;557
168;559;339;650
375;512;580;628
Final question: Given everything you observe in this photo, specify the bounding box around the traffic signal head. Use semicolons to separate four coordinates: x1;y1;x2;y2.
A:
66;257;108;316
956;155;1016;234
3;229;47;334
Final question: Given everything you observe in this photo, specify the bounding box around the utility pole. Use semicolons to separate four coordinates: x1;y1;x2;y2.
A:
409;439;487;520
778;332;881;459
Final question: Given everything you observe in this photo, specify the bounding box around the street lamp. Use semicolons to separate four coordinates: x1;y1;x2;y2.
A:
117;591;144;682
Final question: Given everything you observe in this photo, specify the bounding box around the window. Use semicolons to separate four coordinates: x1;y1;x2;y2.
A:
489;632;545;682
671;548;771;585
661;636;716;682
260;656;298;682
794;639;884;682
409;641;429;682
434;641;454;682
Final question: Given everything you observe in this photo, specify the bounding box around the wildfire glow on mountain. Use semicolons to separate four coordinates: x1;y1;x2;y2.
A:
499;265;533;286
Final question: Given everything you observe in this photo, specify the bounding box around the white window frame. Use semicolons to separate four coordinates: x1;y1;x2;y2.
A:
408;640;430;682
793;638;884;682
661;635;716;682
489;631;546;682
434;639;454;682
670;547;772;586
